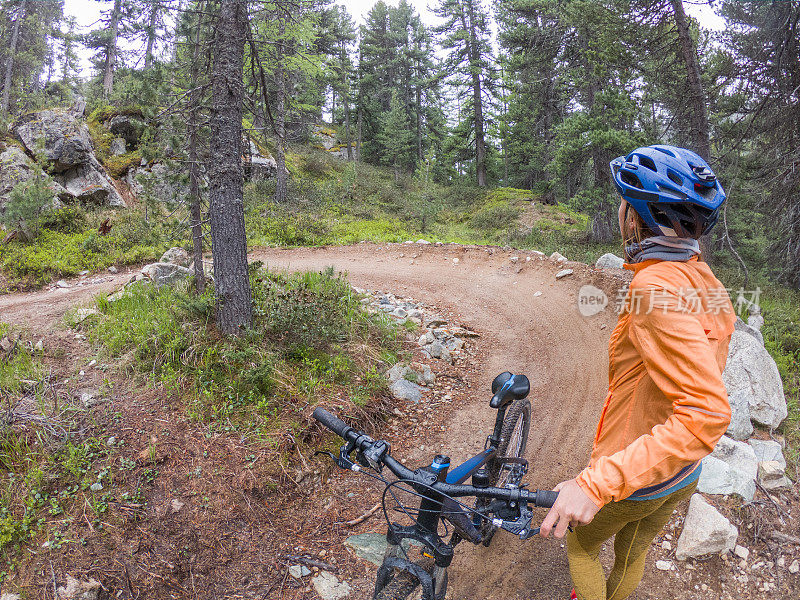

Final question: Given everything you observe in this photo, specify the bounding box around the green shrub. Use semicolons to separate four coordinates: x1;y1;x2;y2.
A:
38;206;88;234
0;177;56;238
87;268;400;430
470;202;522;230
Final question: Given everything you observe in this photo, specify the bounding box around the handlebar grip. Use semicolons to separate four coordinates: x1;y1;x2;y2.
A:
534;490;559;508
312;407;352;439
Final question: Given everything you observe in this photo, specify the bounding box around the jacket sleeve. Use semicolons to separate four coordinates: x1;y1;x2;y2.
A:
575;278;731;507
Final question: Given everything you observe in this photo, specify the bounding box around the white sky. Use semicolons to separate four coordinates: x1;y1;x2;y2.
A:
63;0;725;77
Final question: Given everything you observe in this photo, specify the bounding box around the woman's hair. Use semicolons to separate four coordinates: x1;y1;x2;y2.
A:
622;204;655;260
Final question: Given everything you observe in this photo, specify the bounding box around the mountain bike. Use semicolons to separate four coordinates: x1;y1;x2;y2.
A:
314;372;558;600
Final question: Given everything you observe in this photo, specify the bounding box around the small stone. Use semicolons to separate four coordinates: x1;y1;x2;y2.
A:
595;253;625;269
734;545;750;561
34;339;44;352
453;258;460;265
550;251;567;262
661;540;672;551
107;437;116;446
108;265;118;273
532;291;542;297
169;499;184;513
415;239;431;244
289;565;311;578
73;308;100;323
1;593;21;600
675;494;738;560
788;559;799;574
57;280;71;288
311;571;351;600
555;269;574;279
87;359;97;368
510;256;519;263
389;379;424;403
655;560;674;571
777;556;785;568
56;575;101;600
90;482;103;492
392;307;408;318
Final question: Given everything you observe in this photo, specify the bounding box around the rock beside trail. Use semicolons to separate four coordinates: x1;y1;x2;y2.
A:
140;262;191;287
734;317;764;346
595;253;625;269
555;268;573;279
698;436;757;501
107;114;144;147
748;439;786;470
56;574;101;600
345;532;423;567
550;251;567;263
389;379;424;403
757;461;792;490
1;593;21;600
160;247;191;267
722;330;787;430
676;494;738;560
311;571;351;600
0;145;70;209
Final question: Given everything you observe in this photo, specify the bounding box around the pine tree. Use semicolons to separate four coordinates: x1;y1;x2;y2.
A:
434;0;494;187
209;0;253;334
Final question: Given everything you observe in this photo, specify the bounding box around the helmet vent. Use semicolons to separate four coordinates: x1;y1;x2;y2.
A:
667;170;683;185
654;147;676;158
620;170;644;189
638;155;657;172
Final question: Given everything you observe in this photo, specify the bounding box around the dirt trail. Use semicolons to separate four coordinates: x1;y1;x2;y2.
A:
251;243;627;599
0;243;630;599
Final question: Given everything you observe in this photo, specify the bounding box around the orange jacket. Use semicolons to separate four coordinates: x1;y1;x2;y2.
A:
575;256;737;508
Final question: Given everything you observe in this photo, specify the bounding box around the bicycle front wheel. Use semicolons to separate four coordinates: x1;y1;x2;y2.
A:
487;397;531;487
374;557;447;600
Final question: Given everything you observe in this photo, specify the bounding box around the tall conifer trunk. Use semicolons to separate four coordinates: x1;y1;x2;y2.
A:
103;0;122;98
1;0;26;116
209;0;252;334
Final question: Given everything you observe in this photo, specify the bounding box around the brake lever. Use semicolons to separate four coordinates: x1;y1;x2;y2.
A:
313;448;363;472
496;504;573;540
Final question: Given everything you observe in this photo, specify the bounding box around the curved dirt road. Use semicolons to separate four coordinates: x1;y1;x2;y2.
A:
252;243;628;599
0;243;629;599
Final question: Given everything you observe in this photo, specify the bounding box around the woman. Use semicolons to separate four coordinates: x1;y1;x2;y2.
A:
540;145;738;600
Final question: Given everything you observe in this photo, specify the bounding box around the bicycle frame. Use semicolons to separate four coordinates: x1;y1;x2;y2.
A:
378;403;515;571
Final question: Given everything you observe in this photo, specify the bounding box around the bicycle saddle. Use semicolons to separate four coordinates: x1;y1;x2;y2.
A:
489;372;530;409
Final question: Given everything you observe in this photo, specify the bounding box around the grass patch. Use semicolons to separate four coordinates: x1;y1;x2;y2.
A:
85;266;400;436
0;208;181;290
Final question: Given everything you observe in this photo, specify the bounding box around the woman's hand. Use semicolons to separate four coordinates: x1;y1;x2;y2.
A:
539;479;600;538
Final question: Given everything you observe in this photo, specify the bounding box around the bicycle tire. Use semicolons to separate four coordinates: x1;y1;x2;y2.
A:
481;398;531;546
374;557;447;600
487;397;531;486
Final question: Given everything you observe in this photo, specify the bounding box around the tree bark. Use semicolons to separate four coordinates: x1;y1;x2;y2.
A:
209;0;252;334
341;42;352;161
274;16;288;204
187;0;206;294
103;0;122;98
464;0;486;187
671;0;713;259
670;0;710;160
1;0;25;117
145;0;159;70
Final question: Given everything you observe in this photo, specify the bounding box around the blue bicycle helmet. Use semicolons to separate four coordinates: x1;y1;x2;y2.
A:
609;145;725;238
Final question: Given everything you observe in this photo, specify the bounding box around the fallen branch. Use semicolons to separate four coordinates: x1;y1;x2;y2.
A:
770;531;800;545
342;502;381;527
755;480;788;524
284;555;338;573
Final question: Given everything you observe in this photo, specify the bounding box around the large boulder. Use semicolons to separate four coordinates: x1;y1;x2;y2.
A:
698;436;757;501
53;156;125;207
734;316;764;346
140;262;191;287
0;145;71;211
675;494;738;560
722;330;787;430
160;247;191;267
126;162;189;204
14;110;93;173
245;139;277;179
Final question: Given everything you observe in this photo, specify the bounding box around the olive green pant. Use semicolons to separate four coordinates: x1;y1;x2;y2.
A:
566;481;696;600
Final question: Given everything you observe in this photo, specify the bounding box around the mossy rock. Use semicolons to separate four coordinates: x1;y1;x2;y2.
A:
105;151;142;178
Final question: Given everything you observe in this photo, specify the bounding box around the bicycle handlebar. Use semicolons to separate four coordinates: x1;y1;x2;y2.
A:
312;407;557;509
